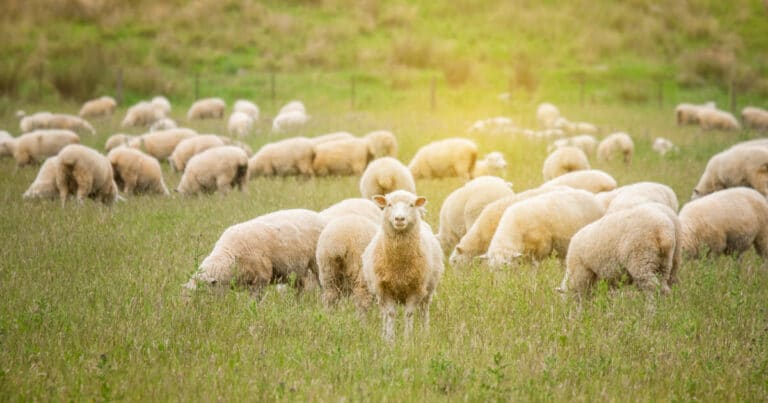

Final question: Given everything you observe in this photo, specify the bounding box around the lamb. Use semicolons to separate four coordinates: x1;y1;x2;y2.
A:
151;96;172;116
471;152;507;178
21;112;96;135
741;106;768;131
675;101;716;125
541;146;590;181
168;134;226;172
316;215;378;310
55;144;118;205
408;138;478;179
149;118;177;132
272;110;309;134
679;187;768;259
596;182;679;214
361;191;444;342
537;102;560;128
436;176;514;255
449;185;572;268
122;101;165;128
359;157;416;199
597;132;634;164
699;109;741;131
4;130;80;167
78;96;117;118
547;135;598;156
104;134;135;152
319;198;383;224
187;98;226;120
483;189;604;269
234;99;260;120
691;146;768;199
107;147;169;196
557;203;681;299
23;156;60;200
247;137;315;177
184;209;325;293
176;146;249;195
652;137;677;156
228;111;254;138
126;128;198;160
541;169;617;193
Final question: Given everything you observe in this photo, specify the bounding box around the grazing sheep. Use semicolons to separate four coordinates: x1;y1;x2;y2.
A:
127;128;198;160
436;176;514;255
107;147;169;196
312;138;373;176
228;111;254;138
691;146;768;199
151;96;172;116
679;187;768;259
472;152;507;178
547;135;598;156
537;102;560;129
55;144;118;205
361;191;444;342
359;157;416;200
279;100;306;115
699;109;741;131
319;198;383;224
571;121;599;135
541;146;590;181
234;100;260;120
316;215;378;310
272;110;309;134
187;98;226;120
364;130;398;158
596;182;679;214
79;96;117;118
104;134;135;152
557;203;680;299
0;131;14;158
4;130;80;167
310;131;356;145
184;209;325;293
467;117;516;135
652;137;677;156
597;132;634;164
408;138;478;179
483;189;604;268
675;102;716;125
449;185;572;268
168;134;226;172
122;101;165;128
741;106;768;131
176;146;249;195
248;137;315;177
542;169;617;193
23;156;60;200
149;118;177;132
21;112;95;135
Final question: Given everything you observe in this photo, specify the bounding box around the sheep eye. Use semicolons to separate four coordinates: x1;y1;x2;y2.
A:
387;203;391;207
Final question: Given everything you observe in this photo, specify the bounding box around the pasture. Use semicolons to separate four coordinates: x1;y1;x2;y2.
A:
1;100;767;401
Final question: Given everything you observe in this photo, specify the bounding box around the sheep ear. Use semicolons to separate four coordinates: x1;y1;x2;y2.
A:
414;196;427;207
455;246;463;254
372;195;386;208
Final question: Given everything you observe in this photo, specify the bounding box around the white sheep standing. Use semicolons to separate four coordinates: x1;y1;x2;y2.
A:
675;101;716;125
316;215;378;310
21;112;96;136
359;157;416;200
361;190;444;342
234;100;260;121
408;138;478;179
364;130;398;158
742;106;768;131
168;134;226;172
691;145;768;199
312;138;375;176
596;181;679;214
279;100;306;115
176;146;249;195
557;203;681;299
537;102;560;129
149;118;177;132
55;144;118;205
541;146;590;181
698;109;741;131
247;136;315;177
107;147;169;196
547;135;598;156
127;128;198;161
319;198;383;224
483;188;604;269
541;169;617;193
652;137;677;156
228;111;254;138
187;98;226;120
184;209;325;293
79;96;117;118
436;176;514;255
467;117;516;135
151;96;172;116
597;132;634;164
122;101;165;128
3;130;80;167
679;187;768;259
272;110;309;134
23;156;60;200
104;134;135;152
472;151;507;178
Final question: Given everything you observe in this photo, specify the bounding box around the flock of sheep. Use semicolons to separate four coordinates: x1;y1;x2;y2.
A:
3;94;768;342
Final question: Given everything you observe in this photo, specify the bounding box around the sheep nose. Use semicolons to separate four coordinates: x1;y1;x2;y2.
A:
394;216;405;222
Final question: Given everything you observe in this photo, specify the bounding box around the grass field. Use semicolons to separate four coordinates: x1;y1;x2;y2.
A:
1;99;767;401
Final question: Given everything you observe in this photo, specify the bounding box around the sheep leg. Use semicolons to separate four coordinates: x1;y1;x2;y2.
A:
216;176;232;195
627;259;666;295
754;230;768;259
419;294;432;333
380;297;396;343
403;296;419;339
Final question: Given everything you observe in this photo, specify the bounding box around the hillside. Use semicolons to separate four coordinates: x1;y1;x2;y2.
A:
1;0;767;108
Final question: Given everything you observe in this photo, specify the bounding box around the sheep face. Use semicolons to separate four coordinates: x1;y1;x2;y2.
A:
484;152;507;170
448;246;471;268
373;190;426;233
